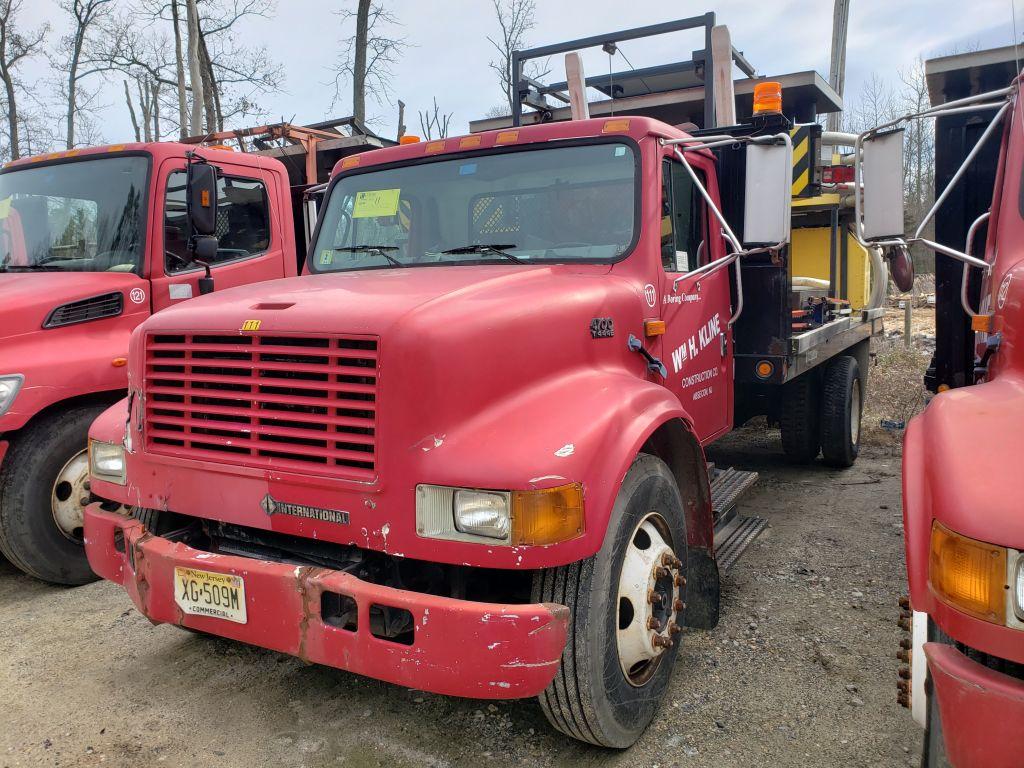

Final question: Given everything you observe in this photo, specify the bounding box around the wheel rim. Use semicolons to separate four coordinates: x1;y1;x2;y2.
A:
616;512;684;687
850;378;862;445
51;449;89;543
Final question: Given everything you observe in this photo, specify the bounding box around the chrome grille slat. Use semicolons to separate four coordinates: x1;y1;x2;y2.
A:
144;332;379;481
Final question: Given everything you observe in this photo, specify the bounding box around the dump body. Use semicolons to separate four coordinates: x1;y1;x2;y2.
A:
900;65;1024;766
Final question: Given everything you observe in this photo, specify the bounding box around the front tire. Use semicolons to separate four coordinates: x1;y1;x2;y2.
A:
533;454;688;748
0;406;105;585
923;683;953;768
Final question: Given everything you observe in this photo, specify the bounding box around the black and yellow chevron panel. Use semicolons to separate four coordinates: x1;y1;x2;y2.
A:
789;124;821;198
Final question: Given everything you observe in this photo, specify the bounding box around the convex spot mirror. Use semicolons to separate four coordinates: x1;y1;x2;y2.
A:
861;128;905;241
187;162;219;237
743;140;792;247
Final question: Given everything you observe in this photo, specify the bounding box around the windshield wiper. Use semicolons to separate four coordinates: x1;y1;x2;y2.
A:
440;243;523;263
334;244;404;268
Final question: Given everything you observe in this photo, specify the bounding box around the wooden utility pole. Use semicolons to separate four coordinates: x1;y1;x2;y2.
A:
828;0;850;132
565;52;589;121
352;0;369;127
185;0;205;135
710;26;735;128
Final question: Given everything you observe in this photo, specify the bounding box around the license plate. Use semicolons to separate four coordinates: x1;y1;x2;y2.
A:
174;567;247;624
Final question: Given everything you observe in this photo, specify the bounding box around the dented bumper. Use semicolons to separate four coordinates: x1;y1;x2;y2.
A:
84;505;569;699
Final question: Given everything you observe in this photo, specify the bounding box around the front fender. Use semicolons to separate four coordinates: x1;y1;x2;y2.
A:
416;367;704;566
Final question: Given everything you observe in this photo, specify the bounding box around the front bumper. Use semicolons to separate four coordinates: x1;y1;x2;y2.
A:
84;505;570;699
926;642;1024;768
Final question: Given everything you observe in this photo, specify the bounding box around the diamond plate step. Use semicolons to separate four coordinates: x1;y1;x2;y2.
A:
708;467;765;573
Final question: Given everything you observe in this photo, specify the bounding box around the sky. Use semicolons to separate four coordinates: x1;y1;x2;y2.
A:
15;0;1024;147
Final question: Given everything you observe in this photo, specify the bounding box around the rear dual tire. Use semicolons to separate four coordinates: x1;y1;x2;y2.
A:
779;356;862;468
533;454;688;748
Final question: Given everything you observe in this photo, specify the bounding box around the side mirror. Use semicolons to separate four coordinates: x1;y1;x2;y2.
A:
861;129;905;240
743;140;792;246
187;162;218;237
192;235;218;295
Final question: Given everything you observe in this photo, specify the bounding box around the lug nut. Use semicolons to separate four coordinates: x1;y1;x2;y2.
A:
647;589;662;605
898;596;910;610
897;693;911;708
651;634;673;648
674;574;687;588
655;566;669;579
897;680;909;693
668;622;681;636
83;481;91;491
661;553;682;569
899;638;911;651
898;617;911;632
896;650;910;663
898;666;910;680
647;617;662;631
673;598;685;612
79;496;90;506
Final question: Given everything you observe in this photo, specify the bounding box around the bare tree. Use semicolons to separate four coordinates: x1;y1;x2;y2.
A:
170;0;188;137
56;0;114;149
330;0;407;127
123;78;140;140
418;97;452;139
487;0;548;115
184;0;204;134
0;0;48;160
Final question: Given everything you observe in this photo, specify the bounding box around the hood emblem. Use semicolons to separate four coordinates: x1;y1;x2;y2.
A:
260;494;349;525
241;319;262;331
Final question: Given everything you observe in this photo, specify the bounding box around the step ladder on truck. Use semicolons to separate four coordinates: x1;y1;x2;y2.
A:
82;15;899;748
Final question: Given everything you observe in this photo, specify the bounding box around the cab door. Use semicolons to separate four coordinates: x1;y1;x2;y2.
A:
658;151;733;443
149;158;289;312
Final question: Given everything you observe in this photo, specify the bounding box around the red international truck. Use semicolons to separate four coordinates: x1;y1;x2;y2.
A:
885;49;1024;767
0;120;388;585
81;18;895;746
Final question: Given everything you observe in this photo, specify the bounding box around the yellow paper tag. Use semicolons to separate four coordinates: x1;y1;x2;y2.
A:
353;189;401;219
0;197;12;219
319;249;333;265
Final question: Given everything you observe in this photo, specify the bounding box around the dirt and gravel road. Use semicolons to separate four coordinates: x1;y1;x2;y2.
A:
0;427;921;768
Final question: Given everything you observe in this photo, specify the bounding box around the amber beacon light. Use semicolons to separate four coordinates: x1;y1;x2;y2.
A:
753;81;783;115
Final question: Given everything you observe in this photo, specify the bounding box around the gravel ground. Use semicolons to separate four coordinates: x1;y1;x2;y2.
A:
0;427;921;768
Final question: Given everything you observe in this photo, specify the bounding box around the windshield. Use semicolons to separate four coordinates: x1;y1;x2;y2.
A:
0;155;148;273
309;141;638;272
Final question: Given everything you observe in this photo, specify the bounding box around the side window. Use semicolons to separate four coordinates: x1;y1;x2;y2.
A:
661;158;709;273
164;170;271;273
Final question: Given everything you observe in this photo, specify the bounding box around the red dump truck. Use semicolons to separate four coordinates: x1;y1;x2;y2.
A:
882;49;1024;767
81;18;894;746
0;120;388;585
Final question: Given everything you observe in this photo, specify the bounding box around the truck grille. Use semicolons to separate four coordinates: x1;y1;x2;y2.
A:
144;333;379;482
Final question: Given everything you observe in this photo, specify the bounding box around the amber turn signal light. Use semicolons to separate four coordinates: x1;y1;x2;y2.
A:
399;135;421;145
511;483;584;546
929;521;1006;623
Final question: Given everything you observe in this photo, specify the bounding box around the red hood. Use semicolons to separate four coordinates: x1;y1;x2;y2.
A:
142;264;618;337
915;375;1024;549
0;271;148;341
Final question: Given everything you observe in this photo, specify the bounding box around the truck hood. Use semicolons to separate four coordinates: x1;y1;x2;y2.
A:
143;265;621;337
0;271;147;341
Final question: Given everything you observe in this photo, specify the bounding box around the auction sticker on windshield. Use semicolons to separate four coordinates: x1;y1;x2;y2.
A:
174;567;247;624
353;189;400;218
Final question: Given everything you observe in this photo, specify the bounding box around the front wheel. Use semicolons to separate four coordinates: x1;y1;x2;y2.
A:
533;454;688;748
0;406;106;585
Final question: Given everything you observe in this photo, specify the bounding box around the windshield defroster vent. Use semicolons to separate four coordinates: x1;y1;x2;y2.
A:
43;292;124;328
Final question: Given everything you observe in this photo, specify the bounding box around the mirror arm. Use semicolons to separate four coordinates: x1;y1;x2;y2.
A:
960;211;991;318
